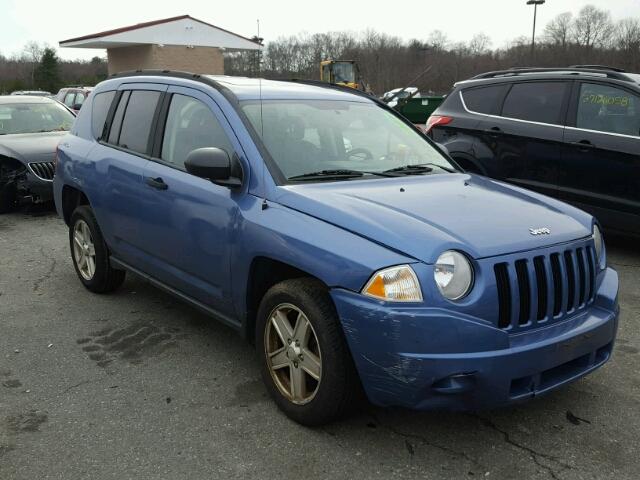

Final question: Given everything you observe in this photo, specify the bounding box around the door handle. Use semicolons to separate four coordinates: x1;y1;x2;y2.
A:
483;126;502;137
145;177;168;190
570;140;596;151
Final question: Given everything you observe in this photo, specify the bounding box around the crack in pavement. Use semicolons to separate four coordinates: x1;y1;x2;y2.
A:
39;377;108;404
61;379;94;395
366;411;487;472
474;415;573;480
33;246;57;292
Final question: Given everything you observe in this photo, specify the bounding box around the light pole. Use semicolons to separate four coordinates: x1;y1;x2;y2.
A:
527;0;545;62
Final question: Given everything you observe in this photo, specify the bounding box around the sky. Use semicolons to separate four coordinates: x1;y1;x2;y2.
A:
2;0;640;60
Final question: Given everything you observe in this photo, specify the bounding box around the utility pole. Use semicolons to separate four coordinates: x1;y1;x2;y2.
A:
527;0;545;62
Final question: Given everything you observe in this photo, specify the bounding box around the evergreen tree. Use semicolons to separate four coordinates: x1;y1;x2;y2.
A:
35;48;60;93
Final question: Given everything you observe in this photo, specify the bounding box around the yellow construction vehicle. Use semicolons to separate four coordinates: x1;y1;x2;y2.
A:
320;60;366;90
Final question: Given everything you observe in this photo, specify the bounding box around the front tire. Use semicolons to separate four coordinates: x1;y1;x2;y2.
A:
256;278;360;426
69;205;125;293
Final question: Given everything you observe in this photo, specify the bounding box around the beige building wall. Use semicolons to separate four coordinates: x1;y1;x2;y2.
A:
107;44;224;75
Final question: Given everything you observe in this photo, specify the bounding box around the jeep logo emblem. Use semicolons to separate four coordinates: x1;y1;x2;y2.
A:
530;227;551;235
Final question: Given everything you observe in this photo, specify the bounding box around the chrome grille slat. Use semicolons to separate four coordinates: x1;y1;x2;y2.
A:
515;260;530;325
533;256;548;321
576;248;587;306
526;259;539;324
494;263;511;329
494;242;597;332
586;246;596;301
29;161;55;181
507;262;521;329
542;255;555;321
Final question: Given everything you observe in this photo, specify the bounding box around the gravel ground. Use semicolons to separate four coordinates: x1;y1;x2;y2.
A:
1;209;638;480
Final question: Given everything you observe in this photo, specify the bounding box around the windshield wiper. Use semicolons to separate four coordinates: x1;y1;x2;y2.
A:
383;163;456;175
288;169;398;181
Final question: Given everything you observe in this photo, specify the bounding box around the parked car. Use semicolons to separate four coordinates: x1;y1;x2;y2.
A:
54;72;619;426
0;95;76;212
56;87;93;113
427;66;640;236
382;87;420;107
10;90;52;97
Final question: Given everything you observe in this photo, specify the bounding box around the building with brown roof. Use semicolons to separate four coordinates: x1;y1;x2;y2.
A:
59;15;262;75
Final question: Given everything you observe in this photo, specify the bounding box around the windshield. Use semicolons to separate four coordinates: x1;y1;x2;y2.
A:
0;102;75;135
241;100;455;181
332;63;355;84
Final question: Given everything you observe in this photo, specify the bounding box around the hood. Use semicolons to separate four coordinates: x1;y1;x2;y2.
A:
0;131;66;164
273;173;593;263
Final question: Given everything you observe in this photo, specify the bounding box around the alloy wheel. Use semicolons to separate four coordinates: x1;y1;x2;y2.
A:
72;219;96;281
264;303;322;405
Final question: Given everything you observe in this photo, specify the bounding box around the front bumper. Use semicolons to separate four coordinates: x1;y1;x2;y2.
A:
17;171;53;204
331;267;619;410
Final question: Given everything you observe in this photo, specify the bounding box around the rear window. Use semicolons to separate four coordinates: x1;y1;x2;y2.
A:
501;82;567;125
91;91;115;139
461;85;505;114
114;90;160;154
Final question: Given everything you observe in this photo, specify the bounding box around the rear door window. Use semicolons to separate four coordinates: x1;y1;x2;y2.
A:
91;91;116;139
461;84;506;114
117;90;161;154
501;82;567;125
576;83;640;137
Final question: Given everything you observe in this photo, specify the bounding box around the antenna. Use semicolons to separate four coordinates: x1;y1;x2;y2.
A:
257;18;267;210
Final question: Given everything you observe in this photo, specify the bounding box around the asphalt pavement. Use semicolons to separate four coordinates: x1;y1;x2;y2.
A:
1;209;638;480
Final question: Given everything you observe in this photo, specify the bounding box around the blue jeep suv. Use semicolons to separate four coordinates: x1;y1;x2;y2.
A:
54;71;619;425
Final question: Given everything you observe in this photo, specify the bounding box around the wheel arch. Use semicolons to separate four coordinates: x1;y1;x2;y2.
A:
450;151;488;175
61;185;90;226
244;256;329;343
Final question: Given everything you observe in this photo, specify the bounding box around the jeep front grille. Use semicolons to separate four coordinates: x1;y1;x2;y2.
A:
29;161;55;181
494;245;597;331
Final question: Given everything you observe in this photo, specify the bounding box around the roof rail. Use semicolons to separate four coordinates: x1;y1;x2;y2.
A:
471;67;633;82
569;65;626;72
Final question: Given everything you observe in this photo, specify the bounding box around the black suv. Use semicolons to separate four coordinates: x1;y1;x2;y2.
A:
427;66;640;236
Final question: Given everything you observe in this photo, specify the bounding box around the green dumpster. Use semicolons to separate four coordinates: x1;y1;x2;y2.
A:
394;96;445;124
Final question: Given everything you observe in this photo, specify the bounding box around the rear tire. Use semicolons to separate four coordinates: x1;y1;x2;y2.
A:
69;205;125;293
256;278;361;426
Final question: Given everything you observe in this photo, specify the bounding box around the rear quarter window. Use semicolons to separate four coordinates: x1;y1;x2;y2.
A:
461;84;506;114
91;91;116;139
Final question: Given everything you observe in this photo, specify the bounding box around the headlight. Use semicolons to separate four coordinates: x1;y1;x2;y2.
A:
434;250;474;300
362;265;423;302
593;224;604;265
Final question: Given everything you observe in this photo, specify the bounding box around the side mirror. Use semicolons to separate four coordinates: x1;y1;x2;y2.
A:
185;147;242;188
72;103;83;111
436;143;449;157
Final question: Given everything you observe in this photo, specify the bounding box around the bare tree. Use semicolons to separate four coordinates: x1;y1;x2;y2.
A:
617;18;640;52
545;12;573;49
615;18;640;70
22;41;45;86
572;6;614;51
427;30;449;52
469;33;492;56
